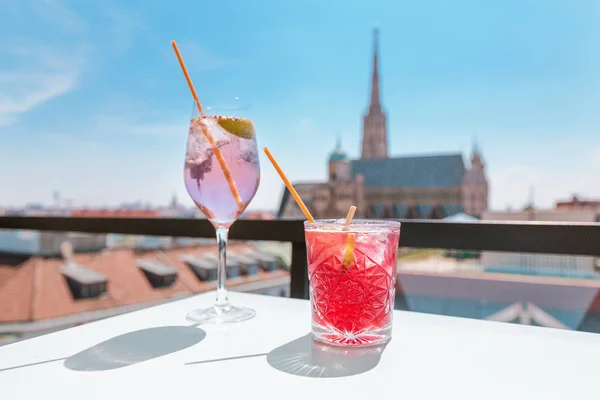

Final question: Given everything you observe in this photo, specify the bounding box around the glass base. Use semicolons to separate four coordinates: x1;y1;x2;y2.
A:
186;304;256;324
312;320;392;347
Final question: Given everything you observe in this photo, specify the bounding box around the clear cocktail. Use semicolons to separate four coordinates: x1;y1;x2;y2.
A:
182;112;260;324
172;40;260;324
184;115;260;225
305;219;400;346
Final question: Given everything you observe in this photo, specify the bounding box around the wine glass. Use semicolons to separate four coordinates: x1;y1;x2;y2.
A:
183;97;260;323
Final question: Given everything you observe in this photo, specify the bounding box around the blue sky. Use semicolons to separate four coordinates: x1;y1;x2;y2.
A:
1;0;599;211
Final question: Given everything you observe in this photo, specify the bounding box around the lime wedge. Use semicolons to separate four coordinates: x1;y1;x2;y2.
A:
342;233;356;268
216;116;255;139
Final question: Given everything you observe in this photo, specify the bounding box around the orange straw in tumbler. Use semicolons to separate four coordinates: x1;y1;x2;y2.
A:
263;147;315;222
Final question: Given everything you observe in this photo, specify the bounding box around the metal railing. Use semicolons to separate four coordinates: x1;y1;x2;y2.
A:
1;216;599;299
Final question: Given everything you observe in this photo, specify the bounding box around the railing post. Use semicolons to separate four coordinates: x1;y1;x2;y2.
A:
290;241;308;299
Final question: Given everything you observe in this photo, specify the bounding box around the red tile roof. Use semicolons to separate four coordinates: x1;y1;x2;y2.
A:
0;243;288;324
0;258;35;323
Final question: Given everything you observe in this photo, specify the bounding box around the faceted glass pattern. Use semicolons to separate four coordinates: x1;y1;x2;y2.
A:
305;220;401;346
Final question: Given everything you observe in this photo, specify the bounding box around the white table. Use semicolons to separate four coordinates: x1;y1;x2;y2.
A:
1;292;599;399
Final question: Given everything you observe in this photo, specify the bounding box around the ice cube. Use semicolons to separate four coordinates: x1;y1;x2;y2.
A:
237;138;259;163
320;221;345;231
185;118;232;166
189;157;212;181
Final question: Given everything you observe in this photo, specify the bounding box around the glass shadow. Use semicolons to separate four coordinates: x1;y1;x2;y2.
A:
64;325;206;371
267;333;386;378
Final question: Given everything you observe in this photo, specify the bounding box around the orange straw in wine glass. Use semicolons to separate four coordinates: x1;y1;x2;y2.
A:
171;40;243;209
263;147;315;222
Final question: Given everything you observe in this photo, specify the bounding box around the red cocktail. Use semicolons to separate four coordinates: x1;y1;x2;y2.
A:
305;220;400;346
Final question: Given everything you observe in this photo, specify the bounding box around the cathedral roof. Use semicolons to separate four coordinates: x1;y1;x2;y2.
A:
351;154;465;189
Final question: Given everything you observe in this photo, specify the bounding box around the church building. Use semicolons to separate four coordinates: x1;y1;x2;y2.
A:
278;28;488;219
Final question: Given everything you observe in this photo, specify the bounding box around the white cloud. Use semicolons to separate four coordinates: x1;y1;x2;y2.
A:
0;0;151;128
0;49;82;127
0;71;79;126
0;0;87;127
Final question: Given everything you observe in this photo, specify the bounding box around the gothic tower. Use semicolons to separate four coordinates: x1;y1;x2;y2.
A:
361;27;388;159
461;139;489;217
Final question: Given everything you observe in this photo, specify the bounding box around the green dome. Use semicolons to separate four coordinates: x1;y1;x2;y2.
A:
328;137;348;161
329;149;348;162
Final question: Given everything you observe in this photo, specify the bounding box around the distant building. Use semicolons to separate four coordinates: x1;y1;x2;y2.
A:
70;209;161;218
169;193;179;210
278;28;489;219
556;195;600;215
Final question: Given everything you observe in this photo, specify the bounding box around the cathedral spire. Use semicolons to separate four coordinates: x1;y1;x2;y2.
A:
370;26;380;110
471;137;483;167
361;25;388;159
472;137;480;157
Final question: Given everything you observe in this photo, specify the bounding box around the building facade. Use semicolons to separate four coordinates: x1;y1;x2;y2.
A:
278;28;489;219
461;143;488;216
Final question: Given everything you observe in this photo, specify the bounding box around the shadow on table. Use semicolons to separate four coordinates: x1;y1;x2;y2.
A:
266;334;387;378
186;352;268;365
0;357;66;373
64;325;206;372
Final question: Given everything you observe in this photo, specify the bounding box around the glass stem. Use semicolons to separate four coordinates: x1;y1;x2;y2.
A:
215;227;230;308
